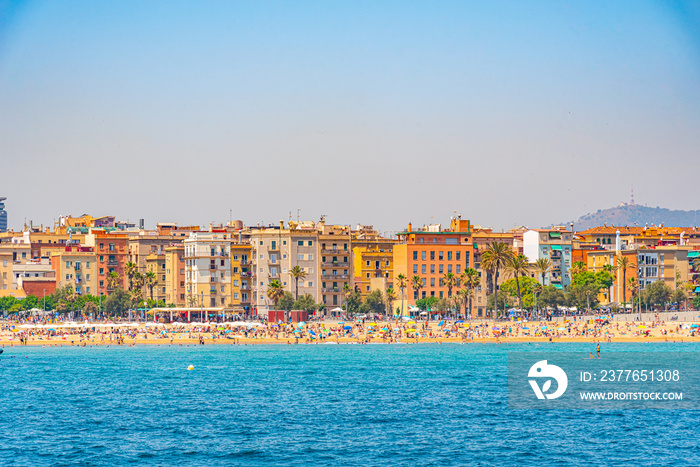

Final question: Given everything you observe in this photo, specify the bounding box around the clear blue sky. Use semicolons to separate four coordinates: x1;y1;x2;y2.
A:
1;0;699;233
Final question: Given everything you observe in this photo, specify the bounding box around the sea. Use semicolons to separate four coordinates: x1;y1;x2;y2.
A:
1;342;698;466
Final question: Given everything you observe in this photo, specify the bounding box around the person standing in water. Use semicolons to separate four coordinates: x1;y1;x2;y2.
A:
596;342;600;358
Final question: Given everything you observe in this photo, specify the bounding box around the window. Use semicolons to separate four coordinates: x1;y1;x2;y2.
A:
413;251;418;260
298;241;304;246
307;282;313;287
421;251;426;260
234;293;239;300
456;252;461;261
99;268;104;274
430;265;435;274
430;278;435;287
366;273;371;278
233;267;239;273
366;260;371;267
447;252;452;261
438;251;443;260
308;241;313;246
385;261;389;267
413;265;418;273
422;264;426;274
308;268;313;274
439;265;443;274
447;264;452;273
233;255;239;261
298;254;304;260
366;286;371;292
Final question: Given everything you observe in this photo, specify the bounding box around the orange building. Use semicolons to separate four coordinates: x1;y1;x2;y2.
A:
86;231;129;295
393;217;474;312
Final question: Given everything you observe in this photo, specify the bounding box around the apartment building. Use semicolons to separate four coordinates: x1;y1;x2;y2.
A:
318;223;351;308
184;232;231;309
230;243;253;316
393;217;474;313
85;231;129;295
50;246;98;296
351;225;397;297
523;227;574;289
164;244;186;306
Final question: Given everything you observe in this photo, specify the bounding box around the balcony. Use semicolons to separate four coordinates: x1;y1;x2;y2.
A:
322;261;349;267
267;247;280;253
240;260;250;265
106;260;118;266
74;265;82;271
239;271;251;277
321;249;348;255
240;285;251;291
209;264;217;270
268;273;279;279
322;288;344;294
322;274;349;280
268;259;280;265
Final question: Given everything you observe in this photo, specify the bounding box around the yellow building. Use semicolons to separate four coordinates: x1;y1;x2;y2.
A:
230;243;253;316
165;244;185;306
351;227;397;297
50;246;98;296
145;253;166;302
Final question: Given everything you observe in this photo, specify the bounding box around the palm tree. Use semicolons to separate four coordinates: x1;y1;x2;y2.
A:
506;254;531;312
342;283;351;312
289;265;307;300
627;277;640;318
442;272;457;298
570;261;587;278
534;258;552;286
617;256;635;306
266;280;284;309
125;261;138;291
385;287;397;317
480;242;513;318
106;271;121;291
396;273;407;318
144;271;157;301
456;288;473;320
460;268;479;319
411;275;423;306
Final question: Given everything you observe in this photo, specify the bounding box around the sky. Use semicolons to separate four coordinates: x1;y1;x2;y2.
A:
1;0;699;234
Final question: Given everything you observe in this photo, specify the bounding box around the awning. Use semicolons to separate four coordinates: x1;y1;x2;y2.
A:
553;283;563;289
549;232;561;238
688;251;700;258
695;286;700;293
550;245;562;251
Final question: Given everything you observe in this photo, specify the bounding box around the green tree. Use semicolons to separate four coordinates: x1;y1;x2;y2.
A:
411;275;423;304
534;258;552;285
505;254;531;311
363;290;385;316
617;256;635;305
266;280;284;309
293;293;318;312
104;288;131;316
385;287;397;316
396;273;407;317
83;300;98;316
278;291;295;311
442;272;457;298
456;288;473;320
480;242;514;317
345;290;363;316
289;265;307;300
144;271;157;301
415;296;440;311
538;285;566;310
499;276;539;310
107;271;121;292
125;261;138;291
671;288;687;308
641;280;672;308
460;268;479;319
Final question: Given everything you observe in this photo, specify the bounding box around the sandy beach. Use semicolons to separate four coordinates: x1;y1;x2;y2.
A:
2;319;699;347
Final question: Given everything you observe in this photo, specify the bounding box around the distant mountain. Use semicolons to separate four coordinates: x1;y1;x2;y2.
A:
568;204;700;231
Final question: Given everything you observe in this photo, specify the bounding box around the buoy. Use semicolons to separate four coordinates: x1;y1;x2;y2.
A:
187;365;194;371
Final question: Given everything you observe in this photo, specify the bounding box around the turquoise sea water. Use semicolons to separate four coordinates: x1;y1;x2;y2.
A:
1;342;699;466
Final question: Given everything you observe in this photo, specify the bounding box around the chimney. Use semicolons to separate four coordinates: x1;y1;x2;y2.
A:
408;222;412;232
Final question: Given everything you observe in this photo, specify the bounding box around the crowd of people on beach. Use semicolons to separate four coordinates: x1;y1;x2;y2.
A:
1;312;699;347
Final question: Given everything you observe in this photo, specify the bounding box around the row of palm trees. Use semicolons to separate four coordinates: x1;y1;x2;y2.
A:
124;261;158;306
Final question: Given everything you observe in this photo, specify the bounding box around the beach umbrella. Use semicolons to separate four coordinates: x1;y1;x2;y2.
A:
407;321;416;325
406;328;417;332
343;326;352;330
541;326;547;330
455;320;464;324
522;327;529;330
438;320;445;326
309;330;317;336
338;322;345;325
638;325;647;329
557;327;566;331
492;326;500;331
369;322;377;327
298;322;306;327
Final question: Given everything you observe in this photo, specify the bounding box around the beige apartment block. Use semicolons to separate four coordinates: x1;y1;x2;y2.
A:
50;246;98;296
184;232;232;309
165;244;186;306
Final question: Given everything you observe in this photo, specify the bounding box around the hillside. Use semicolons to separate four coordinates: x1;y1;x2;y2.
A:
569;204;700;231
